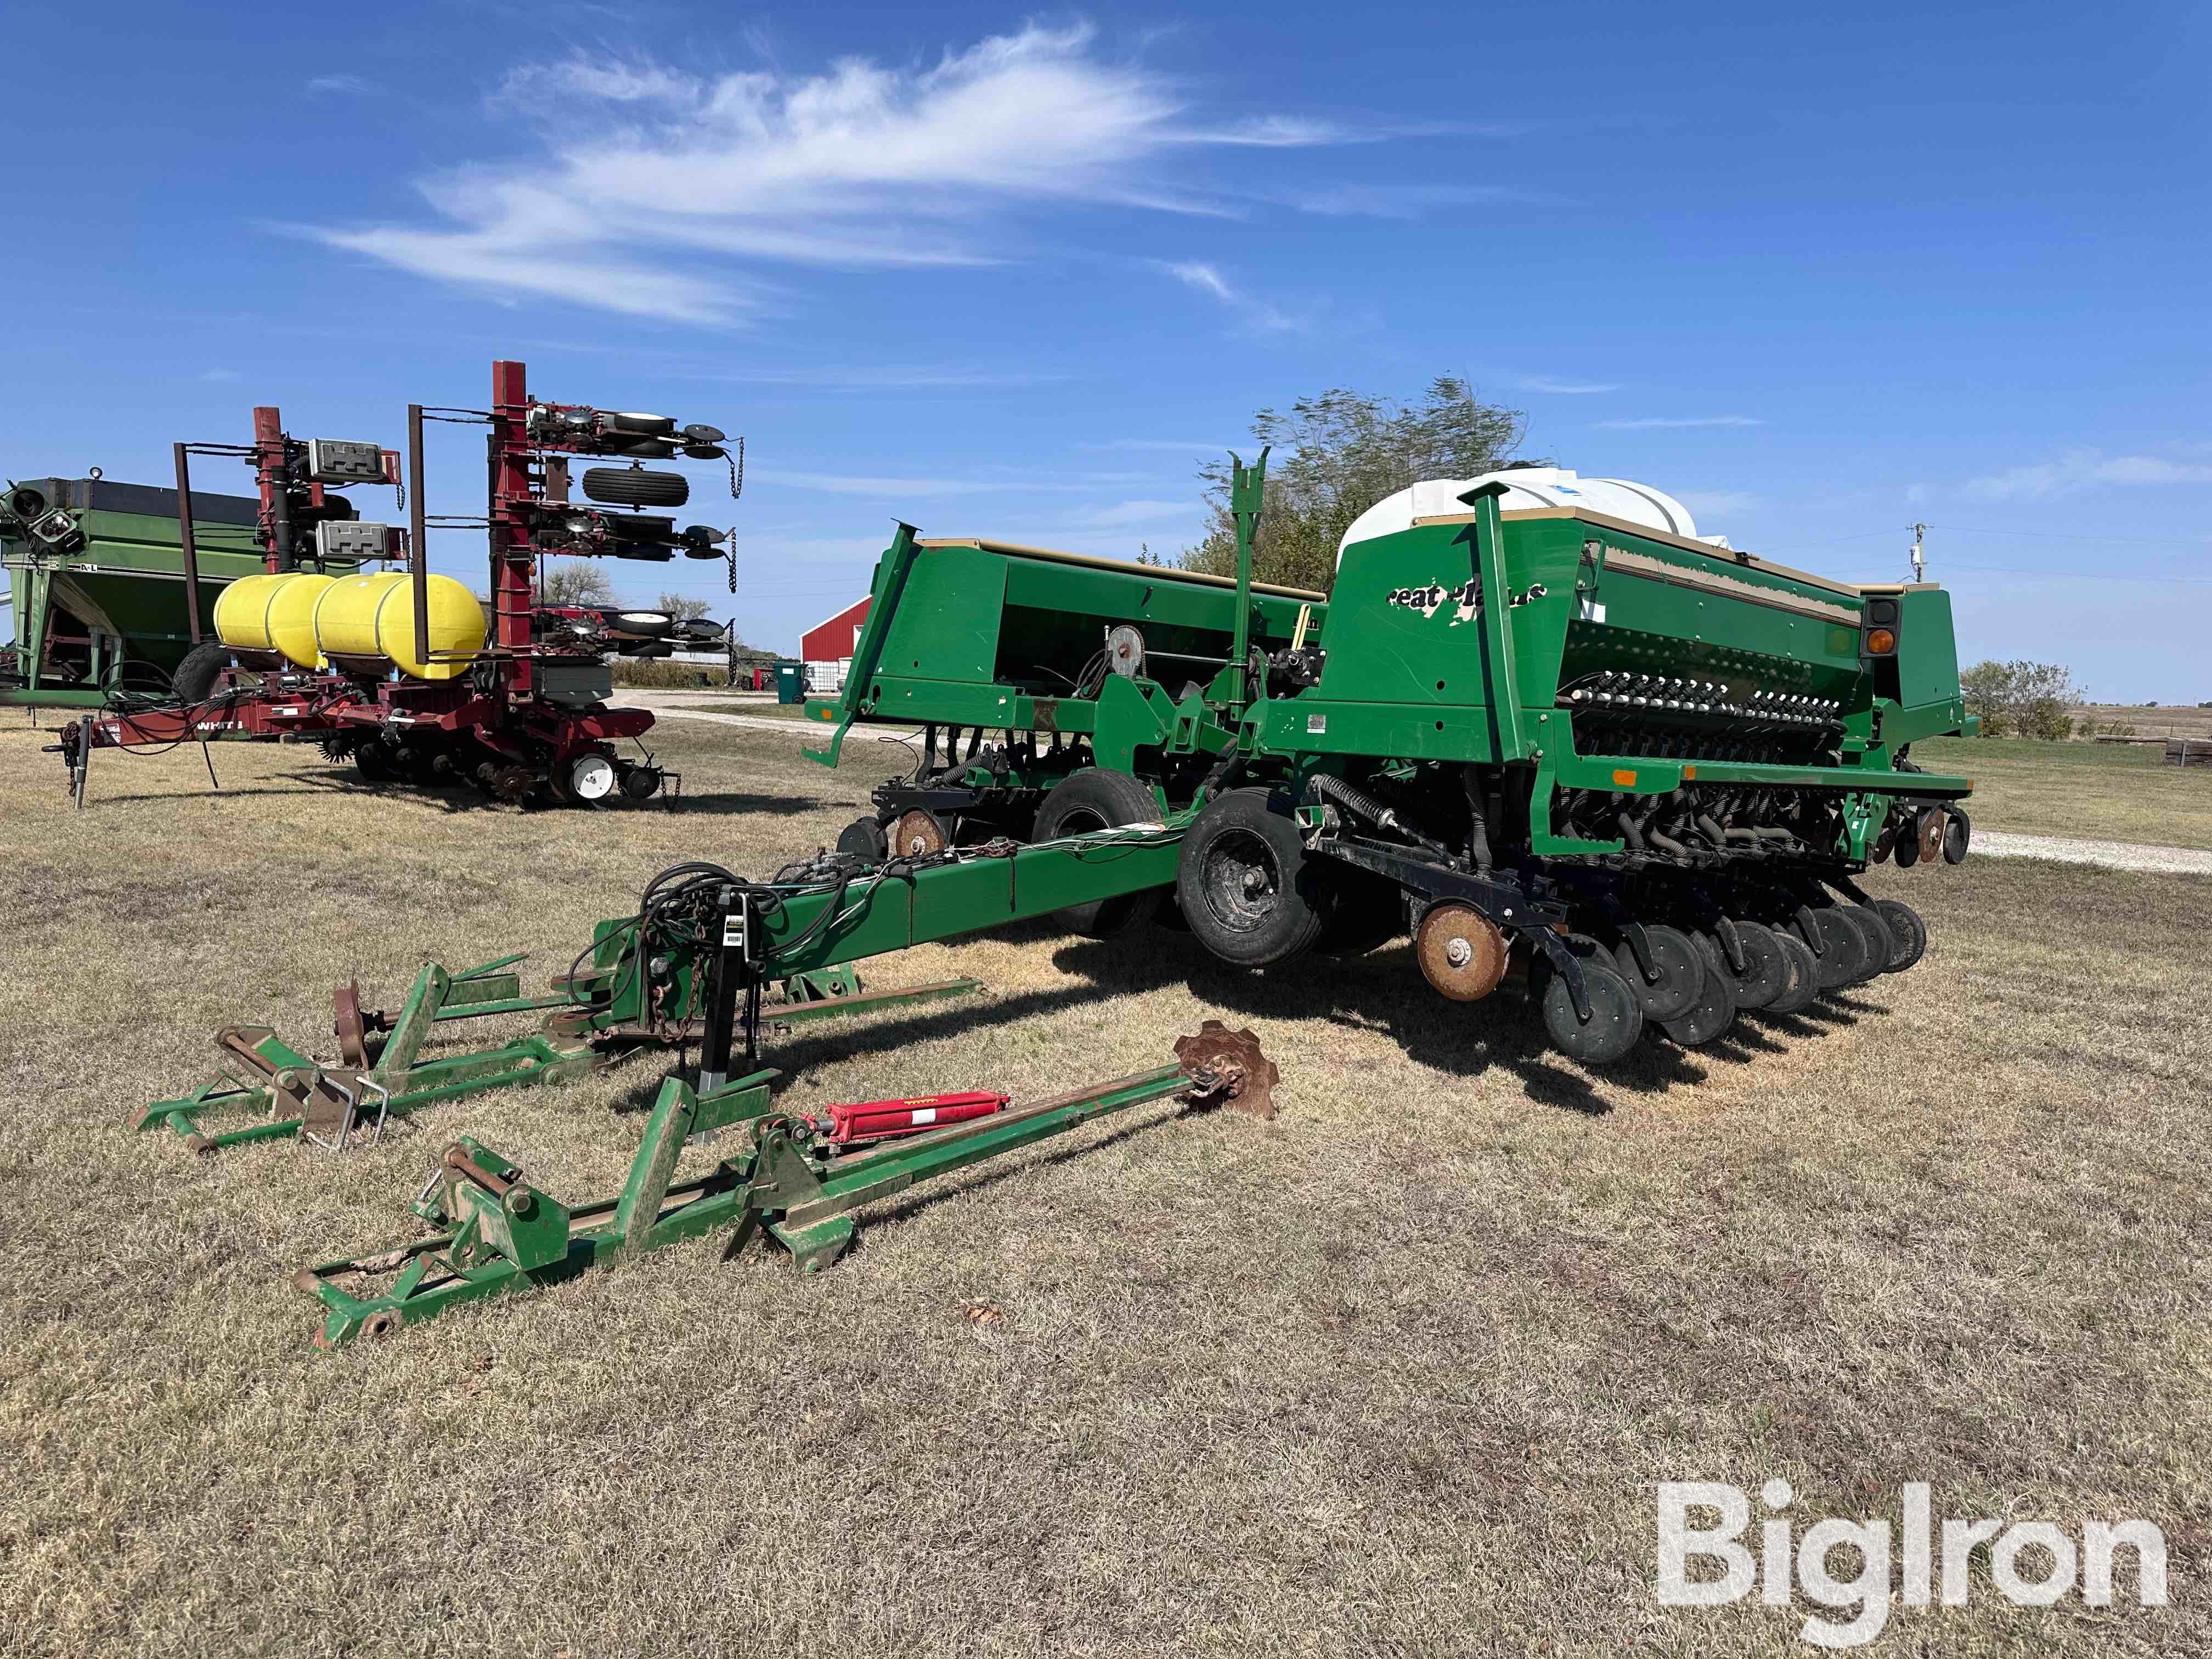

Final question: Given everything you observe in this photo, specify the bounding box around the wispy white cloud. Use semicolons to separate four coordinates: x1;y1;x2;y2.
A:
1154;260;1304;334
1594;415;1765;430
199;368;242;383
1961;447;2212;501
311;24;1403;324
306;74;377;96
1514;375;1619;395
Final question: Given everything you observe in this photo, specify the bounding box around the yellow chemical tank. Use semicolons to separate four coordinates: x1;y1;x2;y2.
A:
212;572;334;669
312;572;485;681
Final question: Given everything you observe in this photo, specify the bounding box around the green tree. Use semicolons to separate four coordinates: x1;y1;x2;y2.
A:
1960;659;2083;740
1182;377;1533;592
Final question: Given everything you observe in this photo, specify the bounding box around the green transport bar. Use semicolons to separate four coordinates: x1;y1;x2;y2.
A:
133;456;1978;1346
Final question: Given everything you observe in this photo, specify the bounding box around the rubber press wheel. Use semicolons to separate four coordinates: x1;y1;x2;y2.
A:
837;815;889;864
1842;906;1894;985
1612;924;1703;1023
1536;939;1645;1065
1765;927;1821;1014
1035;768;1165;939
1870;898;1927;973
1809;909;1871;991
1662;936;1737;1047
1717;920;1790;1011
1175;787;1333;967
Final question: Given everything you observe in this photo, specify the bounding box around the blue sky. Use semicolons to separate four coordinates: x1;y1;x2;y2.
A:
7;2;2208;696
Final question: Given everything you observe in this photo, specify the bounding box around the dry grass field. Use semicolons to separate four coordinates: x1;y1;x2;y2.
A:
3;713;2209;1657
1915;736;2212;852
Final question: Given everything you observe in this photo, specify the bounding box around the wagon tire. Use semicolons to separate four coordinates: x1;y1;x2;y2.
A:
170;641;231;704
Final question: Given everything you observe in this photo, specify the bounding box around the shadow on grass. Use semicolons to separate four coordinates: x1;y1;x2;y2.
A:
1045;930;1688;1116
234;768;847;820
604;923;1902;1124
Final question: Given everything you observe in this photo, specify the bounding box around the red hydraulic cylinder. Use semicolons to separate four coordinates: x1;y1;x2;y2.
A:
823;1091;1009;1146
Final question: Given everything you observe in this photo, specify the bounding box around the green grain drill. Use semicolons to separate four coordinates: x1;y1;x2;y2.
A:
805;457;1976;1060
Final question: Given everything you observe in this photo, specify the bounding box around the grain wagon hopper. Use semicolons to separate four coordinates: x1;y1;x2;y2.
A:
52;360;742;806
1;467;362;710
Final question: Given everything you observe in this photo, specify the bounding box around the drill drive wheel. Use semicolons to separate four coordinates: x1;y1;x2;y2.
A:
1611;924;1703;1023
838;815;890;863
1175;787;1331;967
1536;938;1644;1065
1414;902;1509;1001
1765;926;1821;1014
1318;867;1406;956
890;808;950;859
1870;898;1927;972
1035;768;1165;938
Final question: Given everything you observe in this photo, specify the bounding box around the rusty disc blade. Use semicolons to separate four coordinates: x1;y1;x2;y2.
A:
1916;808;1945;864
332;981;370;1069
1173;1019;1281;1121
1415;902;1509;1002
893;808;949;857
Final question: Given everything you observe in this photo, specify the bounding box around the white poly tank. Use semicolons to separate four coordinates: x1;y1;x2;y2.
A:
1336;467;1727;565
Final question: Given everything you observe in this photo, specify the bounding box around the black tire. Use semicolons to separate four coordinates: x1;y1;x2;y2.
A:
1664;934;1739;1047
1036;768;1166;938
603;411;676;436
1809;909;1870;990
1870;898;1927;972
1942;805;1971;864
582;466;690;508
1175;786;1331;967
1894;822;1921;867
1839;907;1891;987
1766;927;1821;1014
170;640;231;704
838;815;889;864
353;738;398;782
1316;866;1404;956
1539;943;1645;1064
1718;921;1789;1011
1612;924;1703;1023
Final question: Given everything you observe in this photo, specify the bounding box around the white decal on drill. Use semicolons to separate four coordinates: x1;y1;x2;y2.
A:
911;1106;936;1124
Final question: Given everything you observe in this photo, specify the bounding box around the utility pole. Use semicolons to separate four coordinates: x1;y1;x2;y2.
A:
1910;522;1926;584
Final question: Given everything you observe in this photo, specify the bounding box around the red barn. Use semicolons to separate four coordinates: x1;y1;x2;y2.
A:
800;595;870;665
